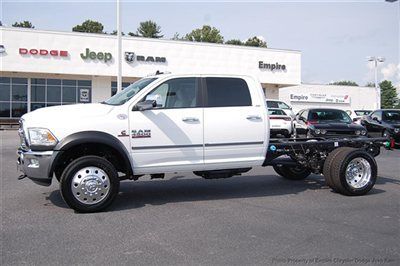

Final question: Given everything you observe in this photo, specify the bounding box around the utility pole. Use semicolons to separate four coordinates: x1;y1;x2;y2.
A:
367;56;385;109
116;0;122;93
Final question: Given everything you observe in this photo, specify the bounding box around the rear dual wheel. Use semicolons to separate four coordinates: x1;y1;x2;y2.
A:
323;148;377;196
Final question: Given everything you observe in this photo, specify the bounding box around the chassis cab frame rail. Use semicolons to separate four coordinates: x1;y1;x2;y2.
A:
263;137;390;172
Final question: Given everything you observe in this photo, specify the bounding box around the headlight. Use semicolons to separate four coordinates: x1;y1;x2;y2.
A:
355;130;361;135
395;128;400;134
314;129;321;135
320;129;327;135
28;128;58;147
361;130;367;135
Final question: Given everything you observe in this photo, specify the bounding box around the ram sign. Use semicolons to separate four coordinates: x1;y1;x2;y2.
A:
290;93;351;104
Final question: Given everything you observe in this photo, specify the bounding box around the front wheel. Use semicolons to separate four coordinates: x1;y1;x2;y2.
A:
273;165;311;180
60;156;120;213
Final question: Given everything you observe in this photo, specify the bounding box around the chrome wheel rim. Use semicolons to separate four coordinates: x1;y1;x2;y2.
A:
345;158;371;189
71;166;110;205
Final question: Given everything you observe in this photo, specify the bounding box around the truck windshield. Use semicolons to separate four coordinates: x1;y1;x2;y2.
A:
103;78;157;105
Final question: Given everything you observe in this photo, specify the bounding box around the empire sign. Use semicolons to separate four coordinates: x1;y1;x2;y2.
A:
259;61;286;71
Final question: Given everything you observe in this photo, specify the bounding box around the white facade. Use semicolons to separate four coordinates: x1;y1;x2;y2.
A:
0;27;301;105
280;84;379;113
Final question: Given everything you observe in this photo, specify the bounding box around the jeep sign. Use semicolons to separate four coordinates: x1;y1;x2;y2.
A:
81;48;112;63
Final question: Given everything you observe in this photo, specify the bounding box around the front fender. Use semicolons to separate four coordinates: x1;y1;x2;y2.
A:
49;131;133;177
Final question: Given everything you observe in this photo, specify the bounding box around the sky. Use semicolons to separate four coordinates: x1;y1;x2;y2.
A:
1;0;399;87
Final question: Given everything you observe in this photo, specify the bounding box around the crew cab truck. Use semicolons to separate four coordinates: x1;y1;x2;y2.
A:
17;73;391;212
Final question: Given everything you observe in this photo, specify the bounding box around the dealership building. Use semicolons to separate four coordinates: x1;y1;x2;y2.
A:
0;27;378;122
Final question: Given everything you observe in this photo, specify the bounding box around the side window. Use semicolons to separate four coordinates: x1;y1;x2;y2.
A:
145;78;198;109
267;101;279;108
371;111;382;120
277;101;290;109
205;78;252;107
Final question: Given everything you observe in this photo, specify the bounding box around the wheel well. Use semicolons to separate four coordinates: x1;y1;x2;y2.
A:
52;143;131;180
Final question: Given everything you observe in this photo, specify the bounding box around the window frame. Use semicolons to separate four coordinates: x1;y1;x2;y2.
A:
202;77;253;108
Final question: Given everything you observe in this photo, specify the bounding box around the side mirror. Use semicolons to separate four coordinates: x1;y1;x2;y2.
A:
372;117;380;122
135;100;156;111
353;118;358;122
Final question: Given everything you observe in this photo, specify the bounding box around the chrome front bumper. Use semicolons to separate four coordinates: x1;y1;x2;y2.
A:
17;149;55;186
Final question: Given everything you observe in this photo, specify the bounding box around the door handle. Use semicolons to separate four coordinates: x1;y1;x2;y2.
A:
182;117;199;122
247;115;262;121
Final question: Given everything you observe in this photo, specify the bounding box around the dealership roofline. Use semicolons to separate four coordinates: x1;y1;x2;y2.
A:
284;83;372;89
0;26;301;54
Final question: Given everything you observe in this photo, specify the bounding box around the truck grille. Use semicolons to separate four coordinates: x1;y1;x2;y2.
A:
18;119;28;150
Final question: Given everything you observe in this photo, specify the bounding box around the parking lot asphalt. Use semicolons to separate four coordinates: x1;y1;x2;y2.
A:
1;130;399;265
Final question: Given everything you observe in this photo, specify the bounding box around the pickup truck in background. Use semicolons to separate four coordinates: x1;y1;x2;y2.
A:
17;73;392;212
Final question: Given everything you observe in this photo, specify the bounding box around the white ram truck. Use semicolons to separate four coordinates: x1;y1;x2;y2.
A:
17;73;391;212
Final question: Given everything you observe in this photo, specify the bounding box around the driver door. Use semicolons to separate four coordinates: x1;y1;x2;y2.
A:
129;77;204;174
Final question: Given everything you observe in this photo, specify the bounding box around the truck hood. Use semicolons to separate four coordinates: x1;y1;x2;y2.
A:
22;103;114;125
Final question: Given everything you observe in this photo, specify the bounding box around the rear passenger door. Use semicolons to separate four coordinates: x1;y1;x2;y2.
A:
203;77;267;168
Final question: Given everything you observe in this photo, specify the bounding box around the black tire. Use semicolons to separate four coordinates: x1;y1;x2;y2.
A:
330;149;377;196
60;156;120;213
273;165;311;180
323;147;355;190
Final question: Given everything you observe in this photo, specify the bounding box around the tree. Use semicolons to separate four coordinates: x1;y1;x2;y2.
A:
72;20;104;33
244;36;267;48
380;80;399;109
365;82;375;87
128;32;138;37
171;32;184;41
12;21;34;28
329;81;359;86
137;20;163;38
185;25;224;43
225;39;243;46
110;30;125;36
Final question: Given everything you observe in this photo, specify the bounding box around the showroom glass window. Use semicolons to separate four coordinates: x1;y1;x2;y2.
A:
0;77;92;118
205;77;252;107
111;81;131;96
0;77;28;118
31;79;92;112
